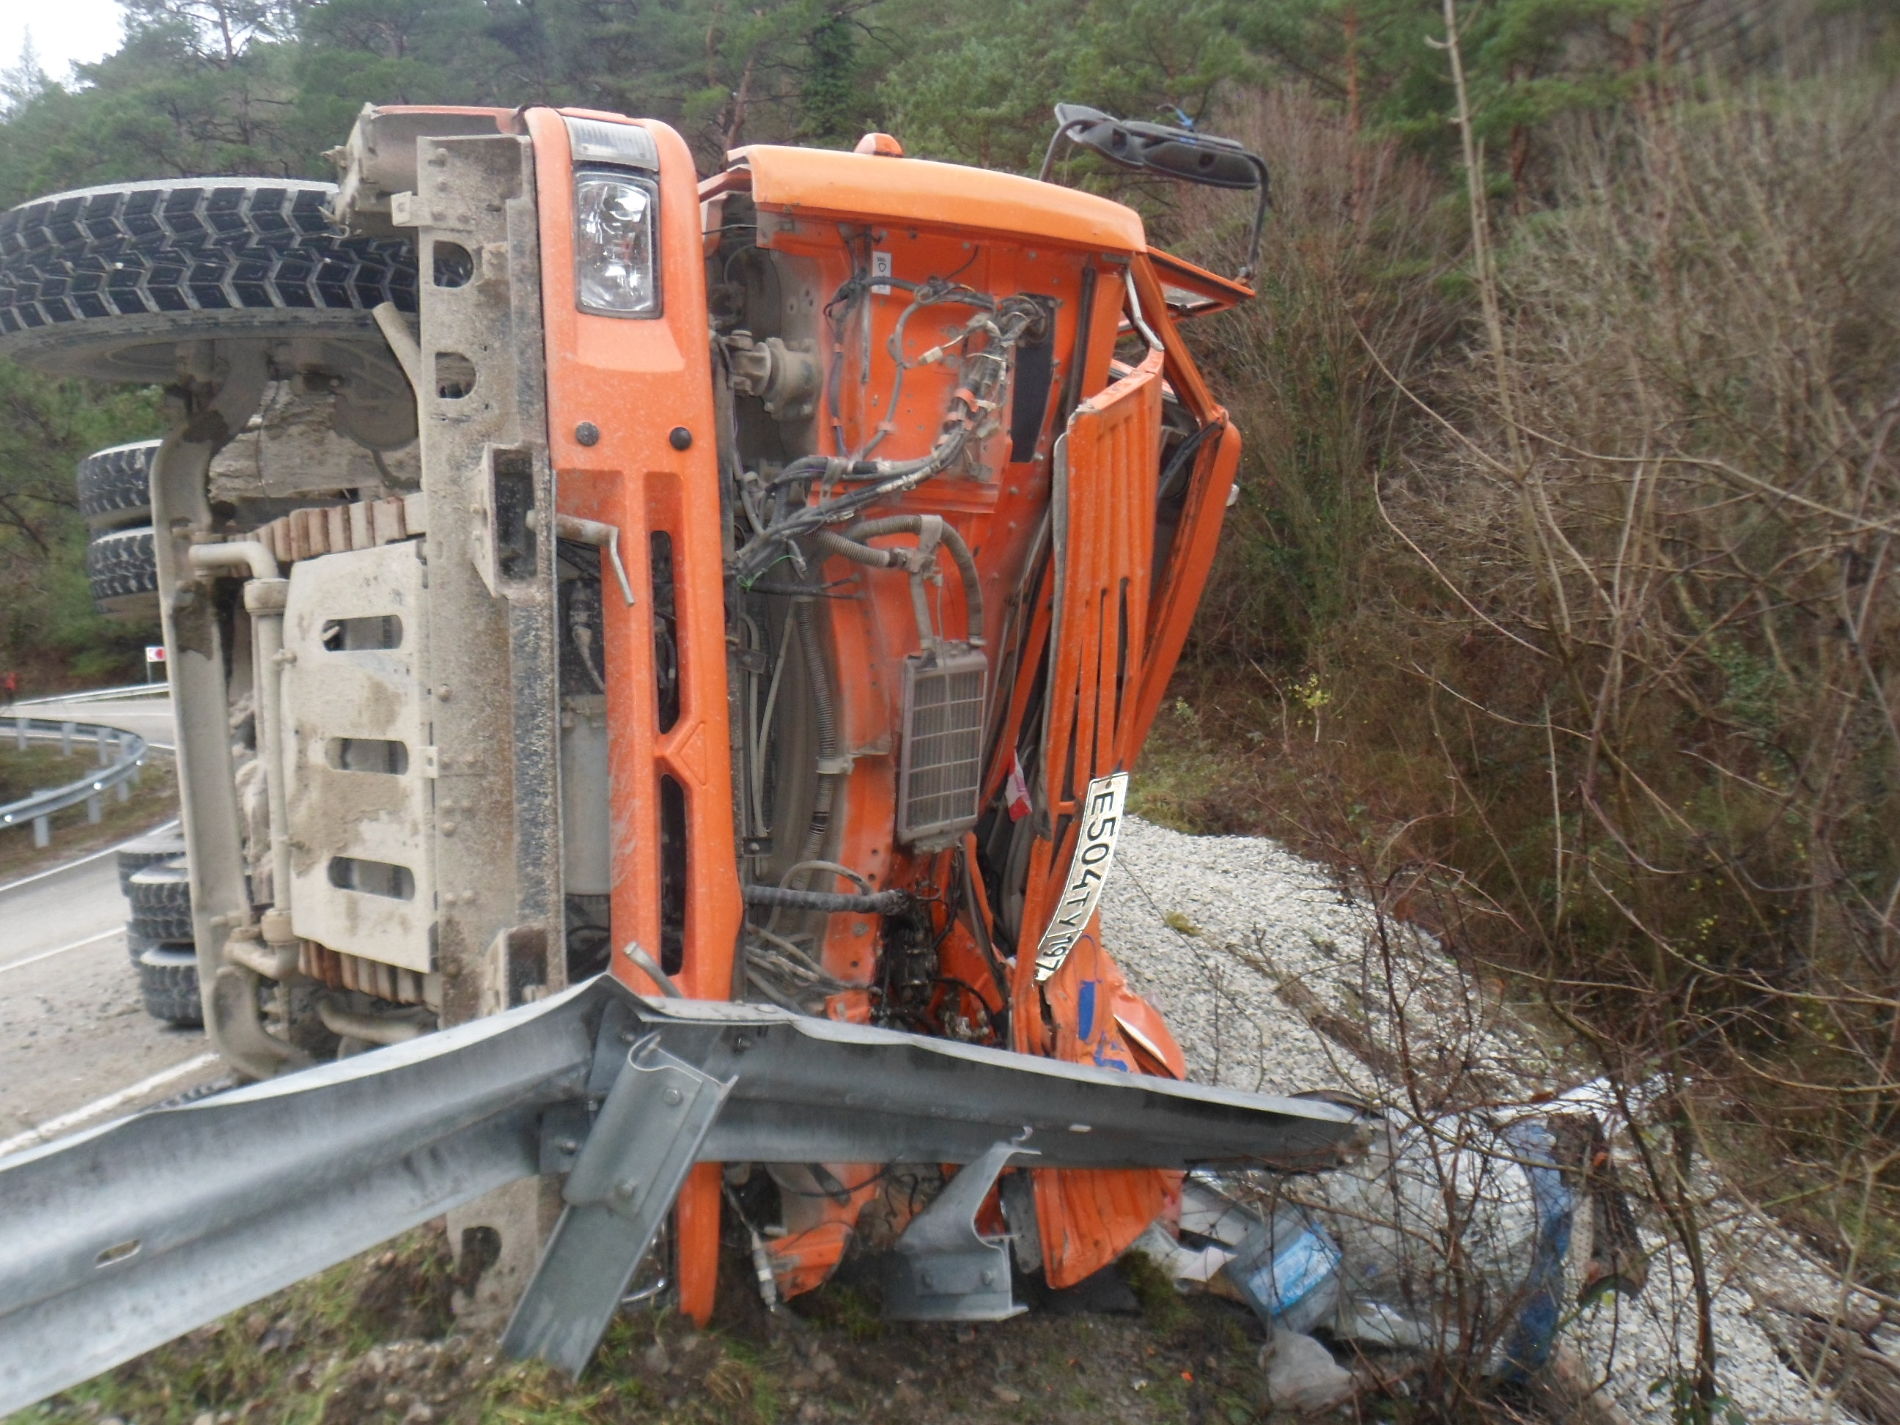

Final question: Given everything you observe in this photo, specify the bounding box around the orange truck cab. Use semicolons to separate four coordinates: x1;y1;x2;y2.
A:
0;101;1332;1381
516;109;1256;1315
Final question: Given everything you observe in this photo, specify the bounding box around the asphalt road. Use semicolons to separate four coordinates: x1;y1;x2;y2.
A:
0;694;221;1155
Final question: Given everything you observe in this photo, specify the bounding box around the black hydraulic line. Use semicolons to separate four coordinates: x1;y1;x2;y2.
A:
813;528;904;568
733;298;1041;586
814;515;986;646
744;579;847;598
744;883;911;915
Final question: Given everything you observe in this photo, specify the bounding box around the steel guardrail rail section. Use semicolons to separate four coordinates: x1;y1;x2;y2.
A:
0;717;151;845
0;977;1365;1414
12;682;169;706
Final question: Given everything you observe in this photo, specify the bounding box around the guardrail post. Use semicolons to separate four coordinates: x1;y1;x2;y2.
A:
31;815;48;848
86;794;102;824
59;722;73;757
12;719;22;751
96;728;110;766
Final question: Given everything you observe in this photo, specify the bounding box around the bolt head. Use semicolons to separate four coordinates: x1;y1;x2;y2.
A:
575;421;600;446
669;426;693;451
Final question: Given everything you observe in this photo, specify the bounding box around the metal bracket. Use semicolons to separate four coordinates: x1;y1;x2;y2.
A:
881;1136;1036;1322
499;1038;731;1374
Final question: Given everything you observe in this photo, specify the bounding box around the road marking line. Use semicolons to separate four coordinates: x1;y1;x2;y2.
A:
0;1051;221;1159
0;927;121;975
0;815;181;898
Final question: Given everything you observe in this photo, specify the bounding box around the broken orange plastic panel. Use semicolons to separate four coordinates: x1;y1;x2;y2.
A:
1007;350;1177;1286
1145;247;1255;320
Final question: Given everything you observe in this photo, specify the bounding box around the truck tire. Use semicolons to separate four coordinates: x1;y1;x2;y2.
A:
117;832;186;896
127;860;193;943
77;440;159;530
136;944;203;1027
0;179;417;382
86;526;159;620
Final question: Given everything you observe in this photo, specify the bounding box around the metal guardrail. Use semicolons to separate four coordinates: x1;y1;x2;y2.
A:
12;682;168;707
0;718;151;848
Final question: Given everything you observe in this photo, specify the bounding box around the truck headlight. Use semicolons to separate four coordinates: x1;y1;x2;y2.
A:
573;170;659;317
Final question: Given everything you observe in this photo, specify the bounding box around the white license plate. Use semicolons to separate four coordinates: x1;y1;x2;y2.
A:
1033;771;1128;982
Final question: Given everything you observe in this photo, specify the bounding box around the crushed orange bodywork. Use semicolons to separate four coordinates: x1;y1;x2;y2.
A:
547;120;1249;1320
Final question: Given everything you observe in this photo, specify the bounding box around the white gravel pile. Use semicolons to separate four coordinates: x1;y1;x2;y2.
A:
1103;813;1872;1425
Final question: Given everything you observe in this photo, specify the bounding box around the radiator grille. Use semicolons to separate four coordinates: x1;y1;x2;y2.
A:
897;644;989;848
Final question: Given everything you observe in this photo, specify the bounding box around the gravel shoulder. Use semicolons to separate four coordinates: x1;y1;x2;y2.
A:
1103;814;1882;1425
7;814;1886;1425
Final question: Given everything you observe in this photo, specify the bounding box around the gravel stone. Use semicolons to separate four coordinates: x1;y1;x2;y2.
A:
1106;813;1868;1425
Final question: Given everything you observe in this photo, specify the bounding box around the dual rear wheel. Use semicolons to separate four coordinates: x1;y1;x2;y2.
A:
116;835;200;1028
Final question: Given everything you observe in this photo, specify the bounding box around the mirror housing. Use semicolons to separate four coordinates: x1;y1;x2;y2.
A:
1039;104;1271;283
1045;103;1260;190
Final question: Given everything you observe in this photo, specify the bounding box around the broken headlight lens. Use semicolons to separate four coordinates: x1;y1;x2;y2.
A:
573;170;659;317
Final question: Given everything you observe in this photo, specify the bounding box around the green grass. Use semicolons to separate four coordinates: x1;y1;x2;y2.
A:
7;1228;1291;1425
1118;1251;1191;1334
0;744;90;803
1127;699;1236;835
0;748;176;881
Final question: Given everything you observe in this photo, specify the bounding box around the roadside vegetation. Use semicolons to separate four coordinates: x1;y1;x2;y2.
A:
0;365;158;691
3;0;1898;1417
0;744;175;879
11;1229;1268;1425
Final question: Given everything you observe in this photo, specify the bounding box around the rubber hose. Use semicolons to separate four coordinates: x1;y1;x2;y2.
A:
744;884;911;915
814;529;904;568
817;515;985;645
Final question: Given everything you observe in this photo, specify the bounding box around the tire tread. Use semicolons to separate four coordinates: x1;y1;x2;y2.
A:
86;526;158;617
76;441;159;528
127;860;192;942
135;944;202;1027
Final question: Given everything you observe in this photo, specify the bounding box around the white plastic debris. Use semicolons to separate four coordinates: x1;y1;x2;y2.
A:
1260;1329;1355;1413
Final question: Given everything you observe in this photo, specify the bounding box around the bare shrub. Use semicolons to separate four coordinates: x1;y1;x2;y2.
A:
1124;42;1900;1421
1154;87;1464;673
1379;69;1900;1371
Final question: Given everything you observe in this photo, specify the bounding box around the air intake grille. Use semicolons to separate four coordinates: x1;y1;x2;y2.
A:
897;644;989;848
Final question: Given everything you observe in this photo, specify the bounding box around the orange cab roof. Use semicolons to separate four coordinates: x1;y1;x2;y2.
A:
728;144;1147;254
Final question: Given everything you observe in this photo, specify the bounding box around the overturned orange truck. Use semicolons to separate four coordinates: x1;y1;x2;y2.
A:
0;105;1368;1405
